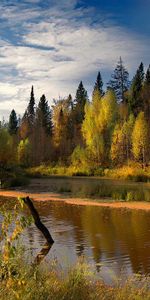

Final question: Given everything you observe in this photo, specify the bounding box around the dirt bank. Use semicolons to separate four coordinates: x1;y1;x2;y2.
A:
0;189;150;211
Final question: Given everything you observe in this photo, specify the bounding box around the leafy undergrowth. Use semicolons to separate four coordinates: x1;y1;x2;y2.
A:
26;162;150;182
104;164;150;182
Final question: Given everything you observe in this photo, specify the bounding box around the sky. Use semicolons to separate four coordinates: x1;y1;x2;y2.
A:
0;0;150;119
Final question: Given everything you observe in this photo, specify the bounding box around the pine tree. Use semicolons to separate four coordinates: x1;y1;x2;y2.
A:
74;81;88;123
93;71;103;98
129;62;144;116
36;94;52;135
107;57;129;102
8;109;18;135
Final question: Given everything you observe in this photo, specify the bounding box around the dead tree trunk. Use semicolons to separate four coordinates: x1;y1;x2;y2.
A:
23;196;54;244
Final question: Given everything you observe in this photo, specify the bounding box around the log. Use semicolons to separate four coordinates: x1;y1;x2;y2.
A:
23;196;54;245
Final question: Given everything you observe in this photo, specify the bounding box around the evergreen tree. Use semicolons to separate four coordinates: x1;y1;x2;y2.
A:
129;62;144;116
93;71;104;98
107;57;129;102
142;65;150;124
36;94;52;135
27;85;35;124
8;109;18;135
145;65;150;86
74;81;88;123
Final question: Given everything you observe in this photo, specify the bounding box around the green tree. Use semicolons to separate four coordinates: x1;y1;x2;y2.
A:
132;112;149;166
145;65;150;86
36;94;52;135
8;109;18;135
74;81;88;124
129;62;144;116
107;57;129;102
27;85;35;125
142;65;150;123
92;71;104;98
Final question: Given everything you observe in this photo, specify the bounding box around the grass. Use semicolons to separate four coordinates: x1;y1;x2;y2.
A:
26;162;150;182
0;252;150;300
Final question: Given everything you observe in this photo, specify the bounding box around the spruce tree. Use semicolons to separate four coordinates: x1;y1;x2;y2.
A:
93;71;104;98
143;65;150;122
145;65;150;86
129;62;144;116
74;81;88;123
27;85;35;124
107;57;129;102
36;94;52;135
8;109;18;135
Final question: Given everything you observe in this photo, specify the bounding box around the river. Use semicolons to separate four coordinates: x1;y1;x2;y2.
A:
0;177;150;284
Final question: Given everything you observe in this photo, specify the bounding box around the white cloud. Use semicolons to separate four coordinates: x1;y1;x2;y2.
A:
0;0;149;120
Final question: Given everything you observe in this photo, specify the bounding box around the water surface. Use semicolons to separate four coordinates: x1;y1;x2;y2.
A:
0;190;150;284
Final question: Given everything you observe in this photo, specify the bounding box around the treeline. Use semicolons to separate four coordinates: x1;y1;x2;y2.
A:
1;57;150;172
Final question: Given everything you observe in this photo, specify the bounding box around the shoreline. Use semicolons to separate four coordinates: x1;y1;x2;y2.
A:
0;190;150;211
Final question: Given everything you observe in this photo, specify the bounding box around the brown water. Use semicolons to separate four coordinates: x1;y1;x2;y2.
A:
0;191;150;284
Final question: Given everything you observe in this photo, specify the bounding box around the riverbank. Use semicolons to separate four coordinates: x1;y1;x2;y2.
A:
1;188;150;211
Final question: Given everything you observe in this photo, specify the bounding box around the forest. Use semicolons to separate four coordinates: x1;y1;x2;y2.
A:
1;58;150;182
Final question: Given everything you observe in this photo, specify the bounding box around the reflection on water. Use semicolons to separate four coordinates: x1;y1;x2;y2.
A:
26;177;150;201
0;195;150;284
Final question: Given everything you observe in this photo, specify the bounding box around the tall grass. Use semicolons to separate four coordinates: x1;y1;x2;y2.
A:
0;254;150;300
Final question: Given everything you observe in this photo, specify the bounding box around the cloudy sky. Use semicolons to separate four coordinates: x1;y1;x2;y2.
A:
0;0;150;119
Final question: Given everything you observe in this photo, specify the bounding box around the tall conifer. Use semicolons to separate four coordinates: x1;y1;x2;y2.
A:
93;71;104;98
107;57;129;102
8;109;18;135
129;62;144;116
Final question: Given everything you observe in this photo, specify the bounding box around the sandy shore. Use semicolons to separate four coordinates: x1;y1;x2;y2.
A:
0;189;150;211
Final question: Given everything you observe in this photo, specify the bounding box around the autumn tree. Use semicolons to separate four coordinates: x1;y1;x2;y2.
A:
82;90;118;166
107;57;129;102
52;95;75;162
111;115;134;165
132;112;149;167
17;138;32;167
0;128;14;167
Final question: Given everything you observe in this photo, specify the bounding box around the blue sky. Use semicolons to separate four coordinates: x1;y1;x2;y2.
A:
0;0;149;119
